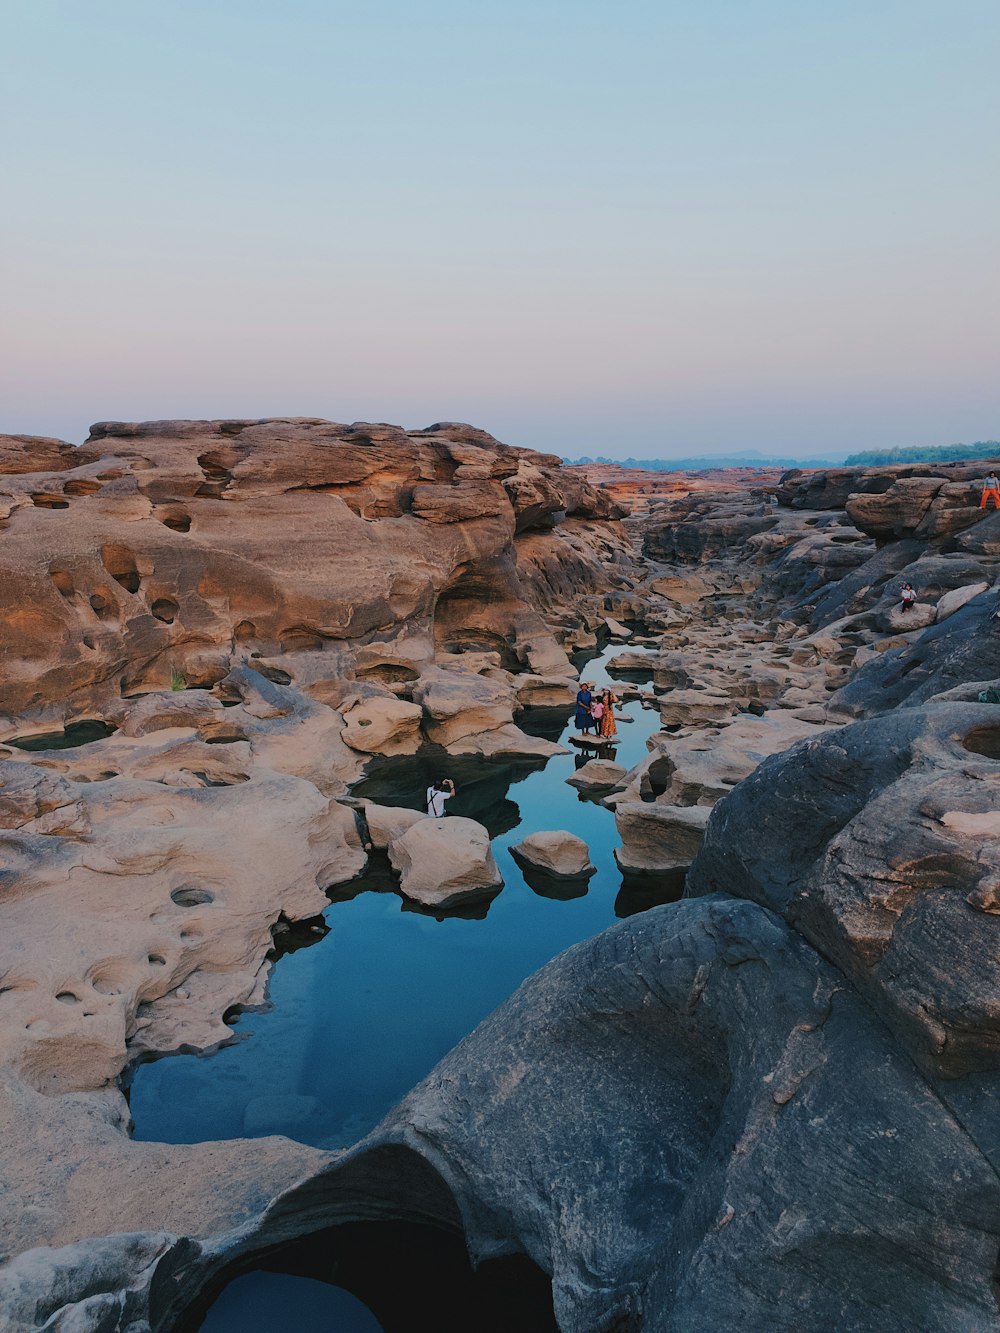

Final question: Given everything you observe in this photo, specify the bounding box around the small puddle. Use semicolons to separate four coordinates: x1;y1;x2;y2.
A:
127;642;671;1151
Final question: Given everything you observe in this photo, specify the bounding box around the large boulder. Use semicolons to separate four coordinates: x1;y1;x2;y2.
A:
614;801;711;874
510;831;595;880
388;816;503;907
687;702;1000;1083
362;802;427;849
341;696;423;755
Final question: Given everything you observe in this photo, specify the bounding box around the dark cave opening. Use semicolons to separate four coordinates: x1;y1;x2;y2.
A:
177;1221;557;1333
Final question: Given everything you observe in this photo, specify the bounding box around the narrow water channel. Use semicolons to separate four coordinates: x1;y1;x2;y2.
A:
129;643;671;1330
128;643;666;1149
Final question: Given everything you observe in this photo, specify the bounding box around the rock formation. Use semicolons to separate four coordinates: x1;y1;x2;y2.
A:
4;428;1000;1331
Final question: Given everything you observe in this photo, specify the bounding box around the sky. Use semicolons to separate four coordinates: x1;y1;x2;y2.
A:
2;0;998;459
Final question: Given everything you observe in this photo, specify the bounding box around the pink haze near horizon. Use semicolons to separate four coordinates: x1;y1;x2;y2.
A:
2;0;998;459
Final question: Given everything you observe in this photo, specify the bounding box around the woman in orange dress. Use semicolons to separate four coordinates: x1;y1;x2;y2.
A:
599;689;618;739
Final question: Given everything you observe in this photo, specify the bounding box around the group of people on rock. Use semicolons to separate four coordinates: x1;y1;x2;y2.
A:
574;682;619;740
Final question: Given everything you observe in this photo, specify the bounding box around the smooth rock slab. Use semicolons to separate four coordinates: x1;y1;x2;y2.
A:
362;802;427;849
614;801;711;874
388;816;502;907
566;758;627;792
510;830;595;880
341;696;423;756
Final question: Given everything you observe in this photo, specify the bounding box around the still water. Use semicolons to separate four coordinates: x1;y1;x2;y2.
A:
129;643;664;1149
129;643;669;1330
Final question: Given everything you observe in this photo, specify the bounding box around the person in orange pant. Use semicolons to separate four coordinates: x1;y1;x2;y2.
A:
979;471;1000;509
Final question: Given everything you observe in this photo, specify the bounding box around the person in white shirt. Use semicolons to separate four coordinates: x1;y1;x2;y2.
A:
426;777;455;817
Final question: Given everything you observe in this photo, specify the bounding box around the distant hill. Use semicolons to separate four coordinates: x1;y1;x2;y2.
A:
843;442;1000;466
562;452;845;470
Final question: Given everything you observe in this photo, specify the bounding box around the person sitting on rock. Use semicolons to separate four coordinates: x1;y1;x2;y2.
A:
900;582;917;612
426;777;455;817
574;683;594;735
979;471;1000;510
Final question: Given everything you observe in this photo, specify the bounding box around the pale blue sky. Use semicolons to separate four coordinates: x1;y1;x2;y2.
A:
2;0;997;456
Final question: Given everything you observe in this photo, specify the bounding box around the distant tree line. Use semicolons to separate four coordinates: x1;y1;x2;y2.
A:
843;442;1000;466
562;453;843;470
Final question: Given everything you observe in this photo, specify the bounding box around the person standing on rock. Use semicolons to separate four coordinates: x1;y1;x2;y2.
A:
590;696;605;733
574;683;594;736
978;471;1000;510
599;688;619;740
426;777;455;817
900;582;917;612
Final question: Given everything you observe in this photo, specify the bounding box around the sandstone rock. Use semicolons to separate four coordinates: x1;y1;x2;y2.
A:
658;689;737;728
388;816;503;907
603;615;631;639
362;802;427;849
566;758;627;792
510;830;595;880
412;669;514;746
880;601;936;633
936;581;990;622
113;689;225;738
341;696;423;756
613;801;710;873
512;674;577;708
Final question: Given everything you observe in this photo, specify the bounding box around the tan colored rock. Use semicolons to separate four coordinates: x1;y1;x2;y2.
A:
566;758;627;791
341;696;423;755
511;830;595;880
363;802;427;849
613;802;711;874
658;689;737;728
881;602;937;633
935;582;990;622
513;674;577;708
388;816;502;907
412;669;514;745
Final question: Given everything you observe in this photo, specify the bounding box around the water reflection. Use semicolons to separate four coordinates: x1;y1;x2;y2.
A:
127;641;679;1149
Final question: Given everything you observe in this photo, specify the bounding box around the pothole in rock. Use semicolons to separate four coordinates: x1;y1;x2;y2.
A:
152;597;179;623
159;510;193;533
964;726;1000;760
30;494;70;509
171;886;215;908
100;543;142;594
178;1221;557;1333
7;720;116;751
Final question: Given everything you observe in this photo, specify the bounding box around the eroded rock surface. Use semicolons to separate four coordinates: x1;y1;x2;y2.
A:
6;431;1000;1332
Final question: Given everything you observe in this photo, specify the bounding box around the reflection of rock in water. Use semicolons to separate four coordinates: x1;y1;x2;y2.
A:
181;1221;557;1333
517;705;572;744
614;868;686;918
519;863;591;901
353;747;546;839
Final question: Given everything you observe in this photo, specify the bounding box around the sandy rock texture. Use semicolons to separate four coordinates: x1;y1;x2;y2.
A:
0;416;637;1319
0;418;626;734
388;816;503;907
510;830;595;880
7;434;1000;1332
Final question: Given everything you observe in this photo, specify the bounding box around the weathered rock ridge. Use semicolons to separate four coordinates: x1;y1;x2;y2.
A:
4;432;1000;1332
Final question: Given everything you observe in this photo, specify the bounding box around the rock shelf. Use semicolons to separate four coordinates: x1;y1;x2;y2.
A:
2;430;1000;1331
